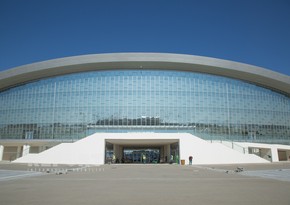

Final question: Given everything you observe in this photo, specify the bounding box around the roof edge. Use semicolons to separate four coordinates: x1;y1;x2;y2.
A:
0;53;289;96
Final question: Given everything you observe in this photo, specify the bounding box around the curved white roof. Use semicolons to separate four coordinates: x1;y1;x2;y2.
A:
0;53;290;96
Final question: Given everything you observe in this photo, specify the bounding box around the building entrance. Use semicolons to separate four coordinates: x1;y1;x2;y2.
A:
104;139;180;164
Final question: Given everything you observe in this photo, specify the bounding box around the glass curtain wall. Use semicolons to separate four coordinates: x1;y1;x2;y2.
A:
0;70;289;144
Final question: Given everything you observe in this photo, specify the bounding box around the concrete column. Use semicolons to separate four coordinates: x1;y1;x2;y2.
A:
271;147;279;162
114;145;122;161
17;146;22;158
166;144;171;163
22;145;30;157
119;145;123;161
113;144;117;158
0;145;4;161
160;145;164;162
113;144;122;162
118;145;122;161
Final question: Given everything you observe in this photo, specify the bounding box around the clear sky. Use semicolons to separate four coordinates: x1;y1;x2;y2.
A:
0;0;290;75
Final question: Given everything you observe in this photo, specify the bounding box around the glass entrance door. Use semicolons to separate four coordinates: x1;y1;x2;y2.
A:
170;142;180;164
123;148;160;164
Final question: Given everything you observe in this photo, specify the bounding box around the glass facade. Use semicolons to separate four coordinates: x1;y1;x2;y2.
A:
0;70;289;144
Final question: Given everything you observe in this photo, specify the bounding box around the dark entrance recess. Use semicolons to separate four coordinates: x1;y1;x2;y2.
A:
104;140;179;164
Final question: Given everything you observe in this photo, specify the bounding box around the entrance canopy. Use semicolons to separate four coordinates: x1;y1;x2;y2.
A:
106;139;179;146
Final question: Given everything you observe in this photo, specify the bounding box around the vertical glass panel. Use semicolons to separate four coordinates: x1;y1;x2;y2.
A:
0;70;289;144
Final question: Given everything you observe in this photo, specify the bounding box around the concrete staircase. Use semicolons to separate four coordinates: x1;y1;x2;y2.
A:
14;132;269;165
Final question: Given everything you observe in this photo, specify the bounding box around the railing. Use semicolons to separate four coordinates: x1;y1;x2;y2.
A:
224;140;247;154
207;139;248;154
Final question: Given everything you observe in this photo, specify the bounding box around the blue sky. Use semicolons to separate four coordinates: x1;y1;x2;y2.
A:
0;0;290;75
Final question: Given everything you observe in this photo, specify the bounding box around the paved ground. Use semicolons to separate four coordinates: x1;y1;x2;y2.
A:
0;162;290;205
200;162;290;182
241;169;290;182
0;170;44;182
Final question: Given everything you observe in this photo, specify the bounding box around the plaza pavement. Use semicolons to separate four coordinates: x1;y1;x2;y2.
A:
0;162;290;205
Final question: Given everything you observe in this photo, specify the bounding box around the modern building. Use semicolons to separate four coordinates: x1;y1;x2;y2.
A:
0;53;290;165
